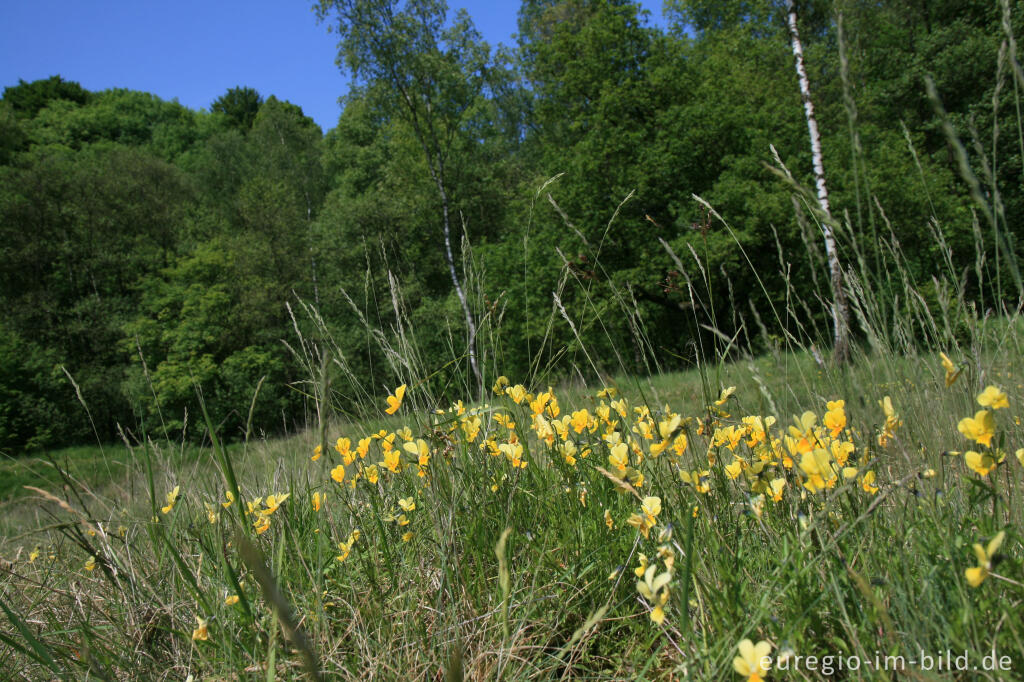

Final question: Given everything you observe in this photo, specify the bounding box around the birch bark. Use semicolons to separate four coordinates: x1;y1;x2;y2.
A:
786;0;850;363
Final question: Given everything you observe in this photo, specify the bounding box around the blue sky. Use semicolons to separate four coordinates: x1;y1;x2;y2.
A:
1;1;668;133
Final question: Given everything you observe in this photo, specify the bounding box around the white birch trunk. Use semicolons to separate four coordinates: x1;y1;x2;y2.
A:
787;0;850;363
433;165;481;390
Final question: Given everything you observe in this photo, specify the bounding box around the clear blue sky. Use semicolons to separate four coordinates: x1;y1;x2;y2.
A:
0;1;668;133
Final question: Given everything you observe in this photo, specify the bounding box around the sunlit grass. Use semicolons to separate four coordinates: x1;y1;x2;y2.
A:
2;337;1022;679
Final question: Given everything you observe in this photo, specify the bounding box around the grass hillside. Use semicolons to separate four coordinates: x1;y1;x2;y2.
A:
2;323;1023;678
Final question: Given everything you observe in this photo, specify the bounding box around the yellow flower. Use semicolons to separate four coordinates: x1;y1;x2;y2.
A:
335;437;354;464
403;439;430;468
877;396;901;446
492;375;510;395
558;441;578;466
221;490;235;509
940;352;962;387
964;450;998;476
263;493;289;515
204;502;219;524
672;432;688;456
627;496;662;538
356;437;371;458
253;514;271;534
331;464;346;484
398;497;416;512
311;444;322;461
965;531;1006;587
733;639;772;681
1017;448;1024;467
958;410;995;447
312;492;324;512
608;442;629;474
641;496;662;520
604;509;614;530
336;531;359;562
634;553;649;577
396;426;414;440
679;469;711;494
977;386;1009;409
636;564;671;624
823;401;846;437
384;384;406;415
364;464;380;484
715;386;736;405
506;384;528;404
798;449;835;494
724;457;744;480
161;485;180;514
28;547;40;563
191;616;209;641
861;470;878;494
225;594;240;606
84;556;96;571
401;531;413;542
381;449;401;473
498;441;527;468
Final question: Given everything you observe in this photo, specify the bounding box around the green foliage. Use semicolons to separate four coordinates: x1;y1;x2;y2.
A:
1;74;89;117
2;0;1024;452
211;85;264;131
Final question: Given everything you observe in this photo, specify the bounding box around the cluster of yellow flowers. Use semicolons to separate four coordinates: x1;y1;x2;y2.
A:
956;385;1021;476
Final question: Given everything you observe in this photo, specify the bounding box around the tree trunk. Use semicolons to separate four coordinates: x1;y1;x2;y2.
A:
786;0;851;364
433;158;482;392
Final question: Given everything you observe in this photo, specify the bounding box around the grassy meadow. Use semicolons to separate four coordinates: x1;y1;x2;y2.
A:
2;294;1024;679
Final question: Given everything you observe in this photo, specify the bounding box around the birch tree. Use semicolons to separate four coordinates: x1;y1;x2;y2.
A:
316;0;486;387
786;0;850;363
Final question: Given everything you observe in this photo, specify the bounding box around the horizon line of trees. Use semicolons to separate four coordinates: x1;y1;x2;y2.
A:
1;0;1021;453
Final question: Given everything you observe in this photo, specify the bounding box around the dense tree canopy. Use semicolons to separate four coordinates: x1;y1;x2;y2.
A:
1;0;1021;451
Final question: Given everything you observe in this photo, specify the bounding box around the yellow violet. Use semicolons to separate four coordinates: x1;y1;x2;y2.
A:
84;556;96;571
940;352;962;387
965;531;1006;587
161;485;180;514
191;616;209;641
733;639;772;681
335;437;354;464
715;386;736;405
964;451;998;477
398;497;416;512
225;595;240;606
263;493;289;515
958;410;995;448
311;444;322;461
636;564;671;624
330;464;346;484
253;515;271;534
312;491;324;512
384;384;406;415
977;385;1009;409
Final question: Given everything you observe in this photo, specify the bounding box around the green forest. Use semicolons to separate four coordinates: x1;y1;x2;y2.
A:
1;0;1020;453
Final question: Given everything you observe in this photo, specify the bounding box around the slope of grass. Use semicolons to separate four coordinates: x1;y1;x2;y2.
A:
1;340;1022;680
